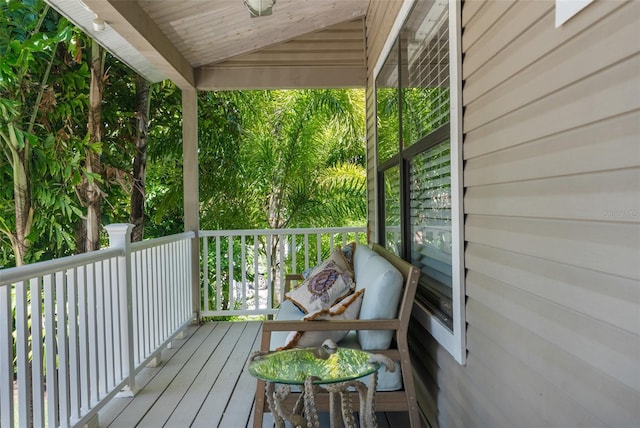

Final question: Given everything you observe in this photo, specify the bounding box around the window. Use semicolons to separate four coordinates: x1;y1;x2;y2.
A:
375;0;465;364
383;165;401;254
376;41;400;166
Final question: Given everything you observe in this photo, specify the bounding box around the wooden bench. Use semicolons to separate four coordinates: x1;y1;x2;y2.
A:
252;243;421;427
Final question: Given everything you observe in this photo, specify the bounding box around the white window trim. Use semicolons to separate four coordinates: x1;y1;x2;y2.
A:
555;0;594;27
374;0;466;365
373;0;414;78
448;0;466;366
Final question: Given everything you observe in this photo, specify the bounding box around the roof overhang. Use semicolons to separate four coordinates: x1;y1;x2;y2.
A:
46;0;370;90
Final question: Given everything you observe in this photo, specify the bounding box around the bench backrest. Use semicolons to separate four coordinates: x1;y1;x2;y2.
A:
370;243;420;339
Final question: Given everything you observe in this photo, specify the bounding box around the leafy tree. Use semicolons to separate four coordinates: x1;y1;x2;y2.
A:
143;88;366;235
141;88;251;234
236;89;366;303
0;0;147;265
0;0;88;266
0;1;368;269
241;89;366;230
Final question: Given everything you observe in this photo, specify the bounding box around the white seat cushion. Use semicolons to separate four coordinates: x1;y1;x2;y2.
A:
338;332;403;391
353;245;403;350
270;300;304;350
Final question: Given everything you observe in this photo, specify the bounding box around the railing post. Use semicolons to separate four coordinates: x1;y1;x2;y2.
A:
104;223;136;396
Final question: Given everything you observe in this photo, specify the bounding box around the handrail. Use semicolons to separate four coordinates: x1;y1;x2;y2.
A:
201;226;365;237
131;230;196;250
0;247;122;286
199;226;366;317
1;226;194;428
1;231;197;287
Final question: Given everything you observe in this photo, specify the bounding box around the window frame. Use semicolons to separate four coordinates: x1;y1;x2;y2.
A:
373;0;466;365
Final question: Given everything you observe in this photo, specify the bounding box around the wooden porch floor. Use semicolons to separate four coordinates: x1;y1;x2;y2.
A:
97;321;411;428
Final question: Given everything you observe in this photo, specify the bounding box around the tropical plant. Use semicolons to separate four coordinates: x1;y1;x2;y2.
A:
0;0;88;266
236;89;366;301
241;89;366;231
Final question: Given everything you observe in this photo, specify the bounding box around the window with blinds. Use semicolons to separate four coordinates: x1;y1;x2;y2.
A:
403;2;453;326
376;0;455;329
401;2;449;147
410;141;452;288
409;138;454;326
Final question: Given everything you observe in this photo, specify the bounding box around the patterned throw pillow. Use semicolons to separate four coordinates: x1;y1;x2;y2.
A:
301;242;357;279
285;246;355;313
278;289;365;350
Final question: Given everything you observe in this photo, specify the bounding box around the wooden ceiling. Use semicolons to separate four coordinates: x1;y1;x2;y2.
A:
48;0;370;90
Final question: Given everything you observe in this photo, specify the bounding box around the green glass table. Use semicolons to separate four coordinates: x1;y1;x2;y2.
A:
248;341;394;428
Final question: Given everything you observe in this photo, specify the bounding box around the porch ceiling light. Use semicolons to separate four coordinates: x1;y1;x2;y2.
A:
92;18;105;32
244;0;276;17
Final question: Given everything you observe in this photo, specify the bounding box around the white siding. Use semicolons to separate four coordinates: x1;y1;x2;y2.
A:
409;0;640;427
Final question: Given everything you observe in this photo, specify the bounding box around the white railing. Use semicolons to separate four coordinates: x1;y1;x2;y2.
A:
200;226;367;317
0;225;365;426
0;225;194;428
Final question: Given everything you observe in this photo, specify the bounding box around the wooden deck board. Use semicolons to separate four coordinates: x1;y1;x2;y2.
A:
139;323;236;427
217;324;263;428
97;322;410;427
102;323;213;427
164;322;244;427
191;322;261;427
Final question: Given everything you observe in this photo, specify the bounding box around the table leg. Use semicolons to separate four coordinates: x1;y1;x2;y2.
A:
322;370;385;428
265;382;285;428
303;377;320;428
364;371;379;428
265;382;309;428
329;390;346;428
339;389;357;428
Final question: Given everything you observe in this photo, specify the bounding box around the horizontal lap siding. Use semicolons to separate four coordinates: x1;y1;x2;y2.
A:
446;1;640;427
366;0;404;73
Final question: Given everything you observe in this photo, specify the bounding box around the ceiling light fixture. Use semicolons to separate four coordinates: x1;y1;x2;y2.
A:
243;0;276;18
92;18;105;32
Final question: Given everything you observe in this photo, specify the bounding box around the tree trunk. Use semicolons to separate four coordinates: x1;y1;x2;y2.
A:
8;129;32;267
85;40;104;251
267;190;285;305
3;8;55;266
130;76;151;242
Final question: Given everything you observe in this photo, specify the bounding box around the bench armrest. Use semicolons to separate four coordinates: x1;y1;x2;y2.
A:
259;319;402;355
262;319;400;332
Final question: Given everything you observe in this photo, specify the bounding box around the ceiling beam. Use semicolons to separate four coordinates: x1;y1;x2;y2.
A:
196;66;366;90
83;0;195;88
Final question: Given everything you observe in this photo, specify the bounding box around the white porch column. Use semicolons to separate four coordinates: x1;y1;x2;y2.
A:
182;88;201;320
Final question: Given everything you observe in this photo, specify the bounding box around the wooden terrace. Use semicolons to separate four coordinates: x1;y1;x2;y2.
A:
96;321;411;428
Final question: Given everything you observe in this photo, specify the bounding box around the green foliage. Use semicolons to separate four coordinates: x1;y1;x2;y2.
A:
195;91;252;230
402;86;450;145
0;2;367;267
0;0;91;265
240;89;366;230
376;87;399;164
